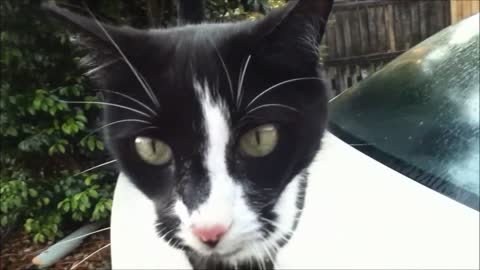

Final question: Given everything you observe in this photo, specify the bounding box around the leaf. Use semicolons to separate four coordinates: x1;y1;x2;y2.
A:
33;97;42;109
28;188;38;198
14;197;21;207
48;146;56;156
85;176;92;186
75;114;87;122
42;197;50;205
61;123;71;134
5;127;17;136
87;137;95;151
63;202;70;212
88;189;98;198
1;216;7;227
105;199;112;211
58;144;66;154
96;140;104;150
71;198;78;210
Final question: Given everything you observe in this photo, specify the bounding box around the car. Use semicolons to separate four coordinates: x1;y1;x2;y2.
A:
111;14;479;269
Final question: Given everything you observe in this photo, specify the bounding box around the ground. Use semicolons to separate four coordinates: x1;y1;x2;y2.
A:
0;230;111;270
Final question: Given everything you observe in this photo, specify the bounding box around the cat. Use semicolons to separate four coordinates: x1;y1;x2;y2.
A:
44;0;333;269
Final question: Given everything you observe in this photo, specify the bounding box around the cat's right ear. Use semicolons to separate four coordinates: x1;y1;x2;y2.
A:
42;2;144;57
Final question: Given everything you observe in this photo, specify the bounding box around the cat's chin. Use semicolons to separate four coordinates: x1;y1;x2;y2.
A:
189;238;274;266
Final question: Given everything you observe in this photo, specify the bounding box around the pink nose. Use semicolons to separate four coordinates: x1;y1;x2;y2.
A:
191;224;228;247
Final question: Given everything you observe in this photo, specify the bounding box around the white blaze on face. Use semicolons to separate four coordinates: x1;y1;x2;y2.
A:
171;79;258;255
192;79;235;227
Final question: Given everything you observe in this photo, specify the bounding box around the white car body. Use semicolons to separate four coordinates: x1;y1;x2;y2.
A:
111;131;480;269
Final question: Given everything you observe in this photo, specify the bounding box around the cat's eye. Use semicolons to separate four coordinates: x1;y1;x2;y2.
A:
134;137;172;165
239;124;278;157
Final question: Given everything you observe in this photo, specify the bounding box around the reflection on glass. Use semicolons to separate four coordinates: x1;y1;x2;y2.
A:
329;15;480;210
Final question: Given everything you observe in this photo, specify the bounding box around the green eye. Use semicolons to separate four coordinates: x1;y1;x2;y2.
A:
134;137;172;165
239;124;278;157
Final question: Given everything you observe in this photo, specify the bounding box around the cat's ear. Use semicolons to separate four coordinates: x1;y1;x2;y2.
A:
42;2;145;62
251;0;334;72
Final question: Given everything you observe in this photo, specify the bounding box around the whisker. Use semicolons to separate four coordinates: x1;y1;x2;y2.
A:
253;244;267;270
258;235;278;269
261;226;290;246
55;99;152;119
74;159;117;176
244;103;298;116
245;77;323;109
237;55;251;108
136;126;161;134
209;39;234;104
83;59;120;76
82;2;161;109
82;119;152;140
259;217;295;236
69;243;111;270
96;89;158;116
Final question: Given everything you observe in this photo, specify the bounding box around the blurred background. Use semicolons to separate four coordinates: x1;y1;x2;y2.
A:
0;0;478;269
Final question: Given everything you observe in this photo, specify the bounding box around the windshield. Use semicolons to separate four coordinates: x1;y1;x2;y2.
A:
328;15;480;210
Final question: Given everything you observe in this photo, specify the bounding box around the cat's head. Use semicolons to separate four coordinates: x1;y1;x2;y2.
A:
45;0;332;266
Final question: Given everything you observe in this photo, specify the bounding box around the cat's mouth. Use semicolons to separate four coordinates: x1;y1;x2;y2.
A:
191;236;264;260
206;247;243;258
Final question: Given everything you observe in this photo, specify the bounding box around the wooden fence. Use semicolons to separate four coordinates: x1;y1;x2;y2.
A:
321;0;452;97
451;0;480;23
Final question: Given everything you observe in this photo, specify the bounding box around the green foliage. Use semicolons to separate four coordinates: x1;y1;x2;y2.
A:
207;0;286;21
0;0;115;243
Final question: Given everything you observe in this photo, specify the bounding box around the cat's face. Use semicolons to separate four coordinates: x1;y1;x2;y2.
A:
46;0;332;266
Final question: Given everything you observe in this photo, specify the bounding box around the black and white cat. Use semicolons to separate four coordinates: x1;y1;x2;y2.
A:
45;0;333;268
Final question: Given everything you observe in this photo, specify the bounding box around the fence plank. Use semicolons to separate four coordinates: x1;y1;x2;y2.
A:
451;0;458;23
386;3;396;51
367;6;378;54
325;21;337;59
376;5;387;52
402;2;412;49
358;6;369;55
410;1;421;44
473;1;480;15
393;3;402;51
349;8;361;56
342;11;353;57
334;12;345;58
419;1;428;40
463;0;472;18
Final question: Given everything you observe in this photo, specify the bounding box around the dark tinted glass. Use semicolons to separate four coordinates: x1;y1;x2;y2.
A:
328;15;479;210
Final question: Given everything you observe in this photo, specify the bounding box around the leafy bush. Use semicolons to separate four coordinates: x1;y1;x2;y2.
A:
0;0;115;243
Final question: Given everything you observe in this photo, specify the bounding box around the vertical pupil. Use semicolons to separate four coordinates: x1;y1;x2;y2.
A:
150;140;156;153
255;130;261;145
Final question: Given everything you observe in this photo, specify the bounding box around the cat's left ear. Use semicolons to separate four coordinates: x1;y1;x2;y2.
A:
250;0;334;72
